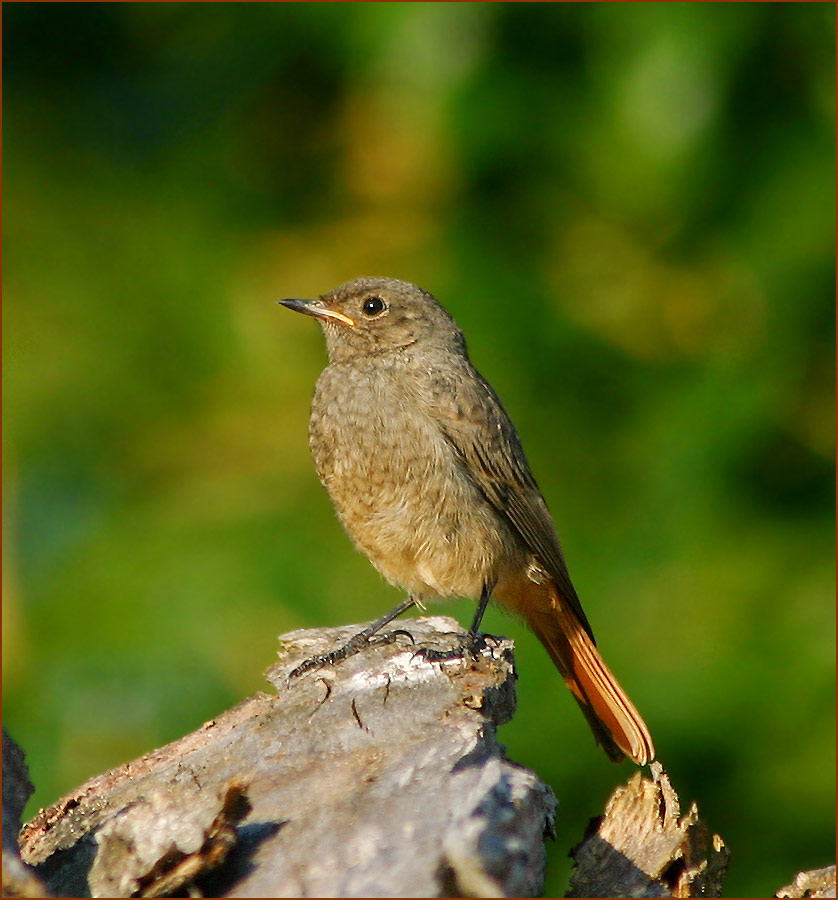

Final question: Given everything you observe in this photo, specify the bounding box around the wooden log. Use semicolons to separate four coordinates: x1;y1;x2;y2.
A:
3;728;51;898
566;761;729;898
775;865;836;899
17;617;556;898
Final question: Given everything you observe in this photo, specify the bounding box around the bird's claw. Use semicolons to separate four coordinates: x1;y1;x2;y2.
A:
413;631;485;664
287;628;416;681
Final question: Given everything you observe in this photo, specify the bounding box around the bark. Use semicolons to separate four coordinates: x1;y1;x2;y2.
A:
8;618;832;899
567;761;729;898
775;865;836;899
3;728;50;898
14;617;555;898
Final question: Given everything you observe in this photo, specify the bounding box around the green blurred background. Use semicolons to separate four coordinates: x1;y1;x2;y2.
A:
3;4;834;896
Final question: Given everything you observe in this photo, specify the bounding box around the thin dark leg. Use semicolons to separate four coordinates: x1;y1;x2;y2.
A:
418;580;496;663
287;595;417;679
468;580;495;635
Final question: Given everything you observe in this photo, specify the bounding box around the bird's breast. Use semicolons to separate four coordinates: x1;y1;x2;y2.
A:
308;362;518;600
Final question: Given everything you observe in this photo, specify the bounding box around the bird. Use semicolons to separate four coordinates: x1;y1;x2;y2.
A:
279;276;655;765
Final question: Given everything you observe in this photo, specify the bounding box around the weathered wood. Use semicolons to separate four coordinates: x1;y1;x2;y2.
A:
775;865;836;899
17;617;556;898
566;761;730;898
9;618;835;899
2;729;51;898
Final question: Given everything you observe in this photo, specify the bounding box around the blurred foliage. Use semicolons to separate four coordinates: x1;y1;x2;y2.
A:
2;4;834;897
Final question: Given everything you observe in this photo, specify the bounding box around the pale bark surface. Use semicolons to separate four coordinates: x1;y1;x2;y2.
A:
775;865;836;899
14;618;555;898
6;619;833;899
567;762;729;898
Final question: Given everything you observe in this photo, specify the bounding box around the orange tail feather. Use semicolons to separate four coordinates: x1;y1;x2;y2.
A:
499;578;655;765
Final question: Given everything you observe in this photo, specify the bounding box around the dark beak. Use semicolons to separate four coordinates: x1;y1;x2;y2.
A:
277;298;356;327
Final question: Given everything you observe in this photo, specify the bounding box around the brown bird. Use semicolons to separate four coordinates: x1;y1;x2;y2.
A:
279;277;655;765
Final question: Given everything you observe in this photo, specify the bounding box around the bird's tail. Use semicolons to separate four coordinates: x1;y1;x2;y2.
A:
499;577;655;765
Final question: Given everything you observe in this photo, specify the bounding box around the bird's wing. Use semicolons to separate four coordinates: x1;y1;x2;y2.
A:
424;362;594;639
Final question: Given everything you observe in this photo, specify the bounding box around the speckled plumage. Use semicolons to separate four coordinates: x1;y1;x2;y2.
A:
281;276;654;765
310;349;520;601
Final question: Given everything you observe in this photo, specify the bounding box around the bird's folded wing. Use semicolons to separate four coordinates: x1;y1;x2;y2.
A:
425;364;594;640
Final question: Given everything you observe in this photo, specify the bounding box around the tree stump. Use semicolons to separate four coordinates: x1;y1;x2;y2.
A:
8;616;832;898
15;617;555;898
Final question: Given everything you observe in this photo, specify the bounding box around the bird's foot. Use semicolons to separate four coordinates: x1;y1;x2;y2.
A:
287;628;415;680
415;630;487;664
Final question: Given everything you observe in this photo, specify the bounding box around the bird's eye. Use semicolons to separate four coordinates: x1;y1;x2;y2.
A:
362;296;387;317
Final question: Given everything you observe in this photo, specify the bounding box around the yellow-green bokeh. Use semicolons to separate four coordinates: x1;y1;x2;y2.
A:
3;5;834;897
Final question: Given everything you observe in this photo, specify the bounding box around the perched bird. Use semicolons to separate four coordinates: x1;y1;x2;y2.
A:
280;276;655;765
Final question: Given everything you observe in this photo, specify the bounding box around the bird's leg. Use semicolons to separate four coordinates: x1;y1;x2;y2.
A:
417;580;496;663
467;579;494;635
287;595;417;679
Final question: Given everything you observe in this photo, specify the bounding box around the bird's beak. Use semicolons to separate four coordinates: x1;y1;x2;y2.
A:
278;298;356;328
